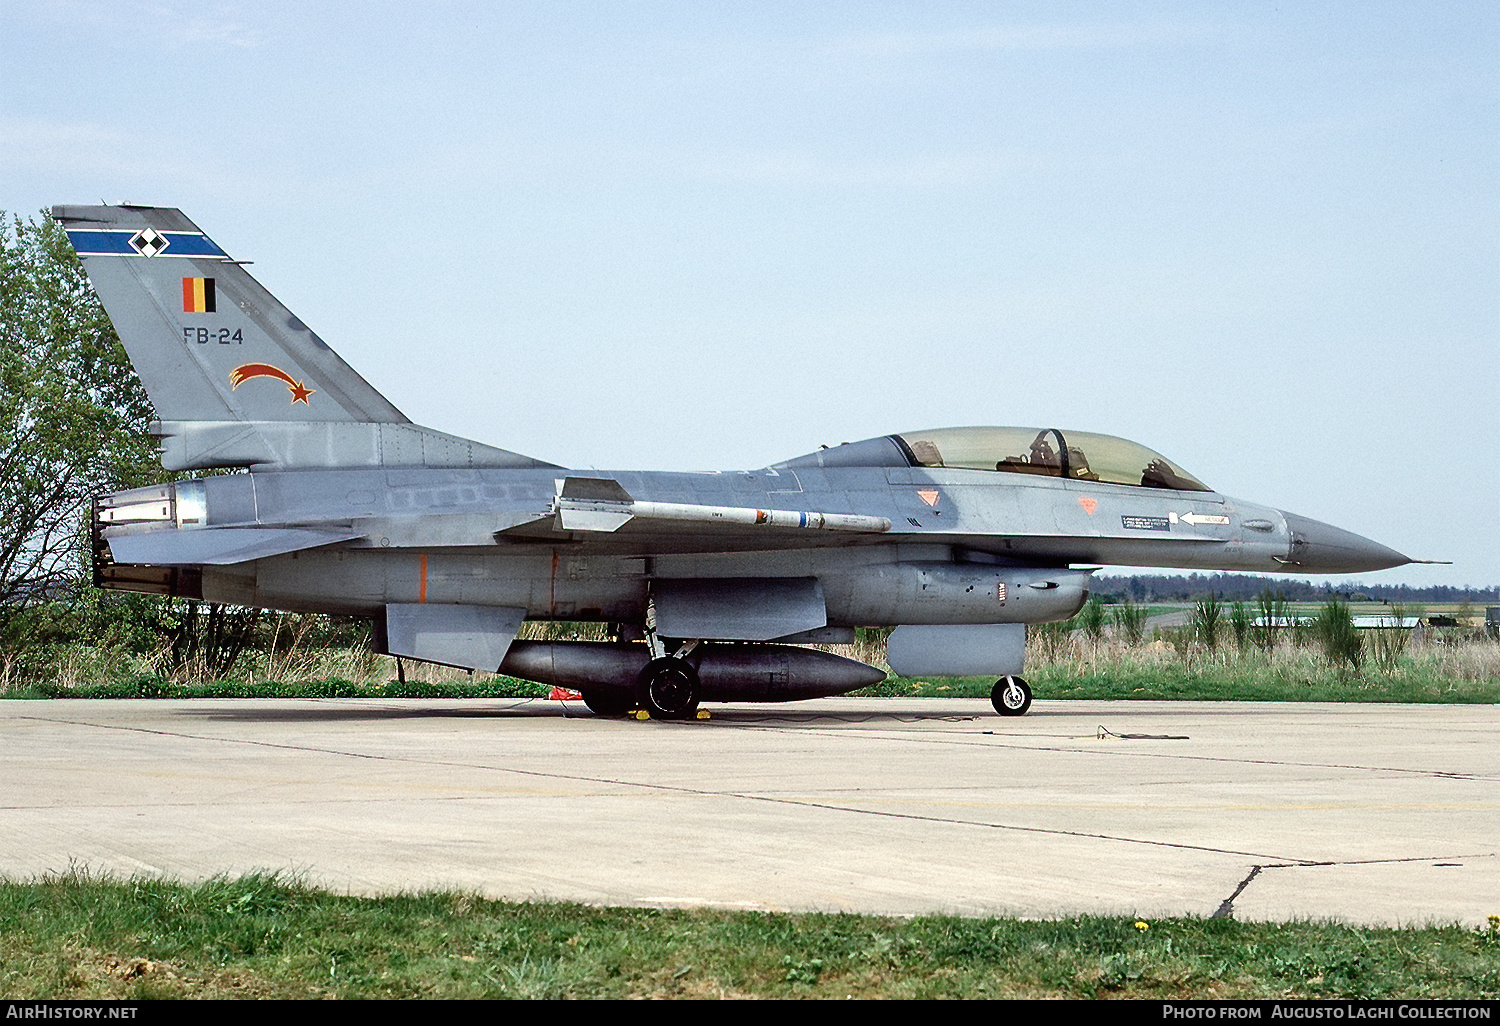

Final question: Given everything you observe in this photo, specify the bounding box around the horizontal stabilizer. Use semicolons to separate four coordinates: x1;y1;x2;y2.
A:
106;527;361;566
152;420;559;472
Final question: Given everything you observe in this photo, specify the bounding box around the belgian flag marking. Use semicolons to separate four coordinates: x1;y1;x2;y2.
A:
182;277;216;313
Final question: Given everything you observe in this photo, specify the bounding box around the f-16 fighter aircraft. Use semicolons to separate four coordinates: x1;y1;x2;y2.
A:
57;205;1416;718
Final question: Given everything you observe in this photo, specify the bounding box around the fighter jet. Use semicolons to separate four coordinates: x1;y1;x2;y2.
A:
56;204;1416;717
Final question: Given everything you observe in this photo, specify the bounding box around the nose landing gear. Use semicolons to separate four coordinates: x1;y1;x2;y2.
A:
990;675;1032;716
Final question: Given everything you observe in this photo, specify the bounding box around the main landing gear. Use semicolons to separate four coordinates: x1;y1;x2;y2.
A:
990;675;1032;716
580;659;701;719
633;593;702;719
580;656;702;719
637;656;701;719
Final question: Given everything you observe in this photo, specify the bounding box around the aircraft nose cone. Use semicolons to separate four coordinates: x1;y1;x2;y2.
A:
1280;511;1410;573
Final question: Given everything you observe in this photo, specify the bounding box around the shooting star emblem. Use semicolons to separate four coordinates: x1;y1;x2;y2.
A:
229;363;315;404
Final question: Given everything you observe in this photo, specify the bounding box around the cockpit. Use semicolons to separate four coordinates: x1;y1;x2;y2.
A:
779;426;1212;492
894;427;1211;491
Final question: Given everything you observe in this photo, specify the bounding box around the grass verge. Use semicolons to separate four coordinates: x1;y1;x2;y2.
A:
2;873;1497;999
0;675;549;701
3;641;1496;705
4;670;1496;704
855;646;1500;705
859;669;1500;704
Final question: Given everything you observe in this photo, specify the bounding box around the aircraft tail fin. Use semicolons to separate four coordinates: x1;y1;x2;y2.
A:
53;205;406;426
53;205;554;472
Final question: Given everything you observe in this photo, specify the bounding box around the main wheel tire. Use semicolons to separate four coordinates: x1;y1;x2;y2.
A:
991;675;1032;716
582;689;634;716
637;658;700;719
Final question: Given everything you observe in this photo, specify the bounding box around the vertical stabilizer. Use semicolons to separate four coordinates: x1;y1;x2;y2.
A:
54;205;405;425
53;205;556;471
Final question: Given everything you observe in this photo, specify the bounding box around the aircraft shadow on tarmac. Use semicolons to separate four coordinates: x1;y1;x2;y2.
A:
167;702;992;725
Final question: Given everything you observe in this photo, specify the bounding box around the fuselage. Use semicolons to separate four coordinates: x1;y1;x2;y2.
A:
96;457;1398;628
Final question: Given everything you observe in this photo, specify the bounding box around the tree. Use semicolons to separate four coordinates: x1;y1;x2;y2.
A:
0;210;163;608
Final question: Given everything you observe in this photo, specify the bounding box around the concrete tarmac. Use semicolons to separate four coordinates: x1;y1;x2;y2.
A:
1;698;1495;926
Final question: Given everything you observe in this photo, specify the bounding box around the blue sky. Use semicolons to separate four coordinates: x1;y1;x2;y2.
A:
2;1;1495;588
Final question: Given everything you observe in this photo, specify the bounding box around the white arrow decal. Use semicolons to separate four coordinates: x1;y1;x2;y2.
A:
1180;512;1230;526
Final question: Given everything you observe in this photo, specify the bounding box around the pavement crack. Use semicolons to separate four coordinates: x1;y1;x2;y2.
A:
13;712;1304;862
714;721;1498;781
1209;852;1495;920
1212;865;1262;919
723;792;1302;862
16;710;1496;872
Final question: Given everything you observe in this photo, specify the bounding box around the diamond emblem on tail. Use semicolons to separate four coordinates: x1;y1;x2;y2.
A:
127;228;169;257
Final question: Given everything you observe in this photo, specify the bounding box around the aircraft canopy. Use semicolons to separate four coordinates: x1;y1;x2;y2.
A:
894;427;1212;492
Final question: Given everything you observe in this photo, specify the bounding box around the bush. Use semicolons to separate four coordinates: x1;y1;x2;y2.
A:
1078;597;1107;645
1229;601;1253;651
1257;589;1288;652
1312;599;1362;674
1192;594;1223;652
1032;619;1075;659
1367;604;1411;673
1110;601;1149;647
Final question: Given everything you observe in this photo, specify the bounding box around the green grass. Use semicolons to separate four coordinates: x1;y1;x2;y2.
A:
854;642;1500;705
860;665;1500;705
0;674;550;701
4;635;1496;705
1;873;1496;999
1026;658;1500;704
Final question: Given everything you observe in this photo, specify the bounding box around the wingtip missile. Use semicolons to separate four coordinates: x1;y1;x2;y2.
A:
552;475;891;534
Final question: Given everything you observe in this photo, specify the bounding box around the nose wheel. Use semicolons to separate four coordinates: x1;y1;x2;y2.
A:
991;675;1032;716
637;657;701;719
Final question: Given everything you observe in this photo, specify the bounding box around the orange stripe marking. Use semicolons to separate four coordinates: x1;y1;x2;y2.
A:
419;553;428;603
